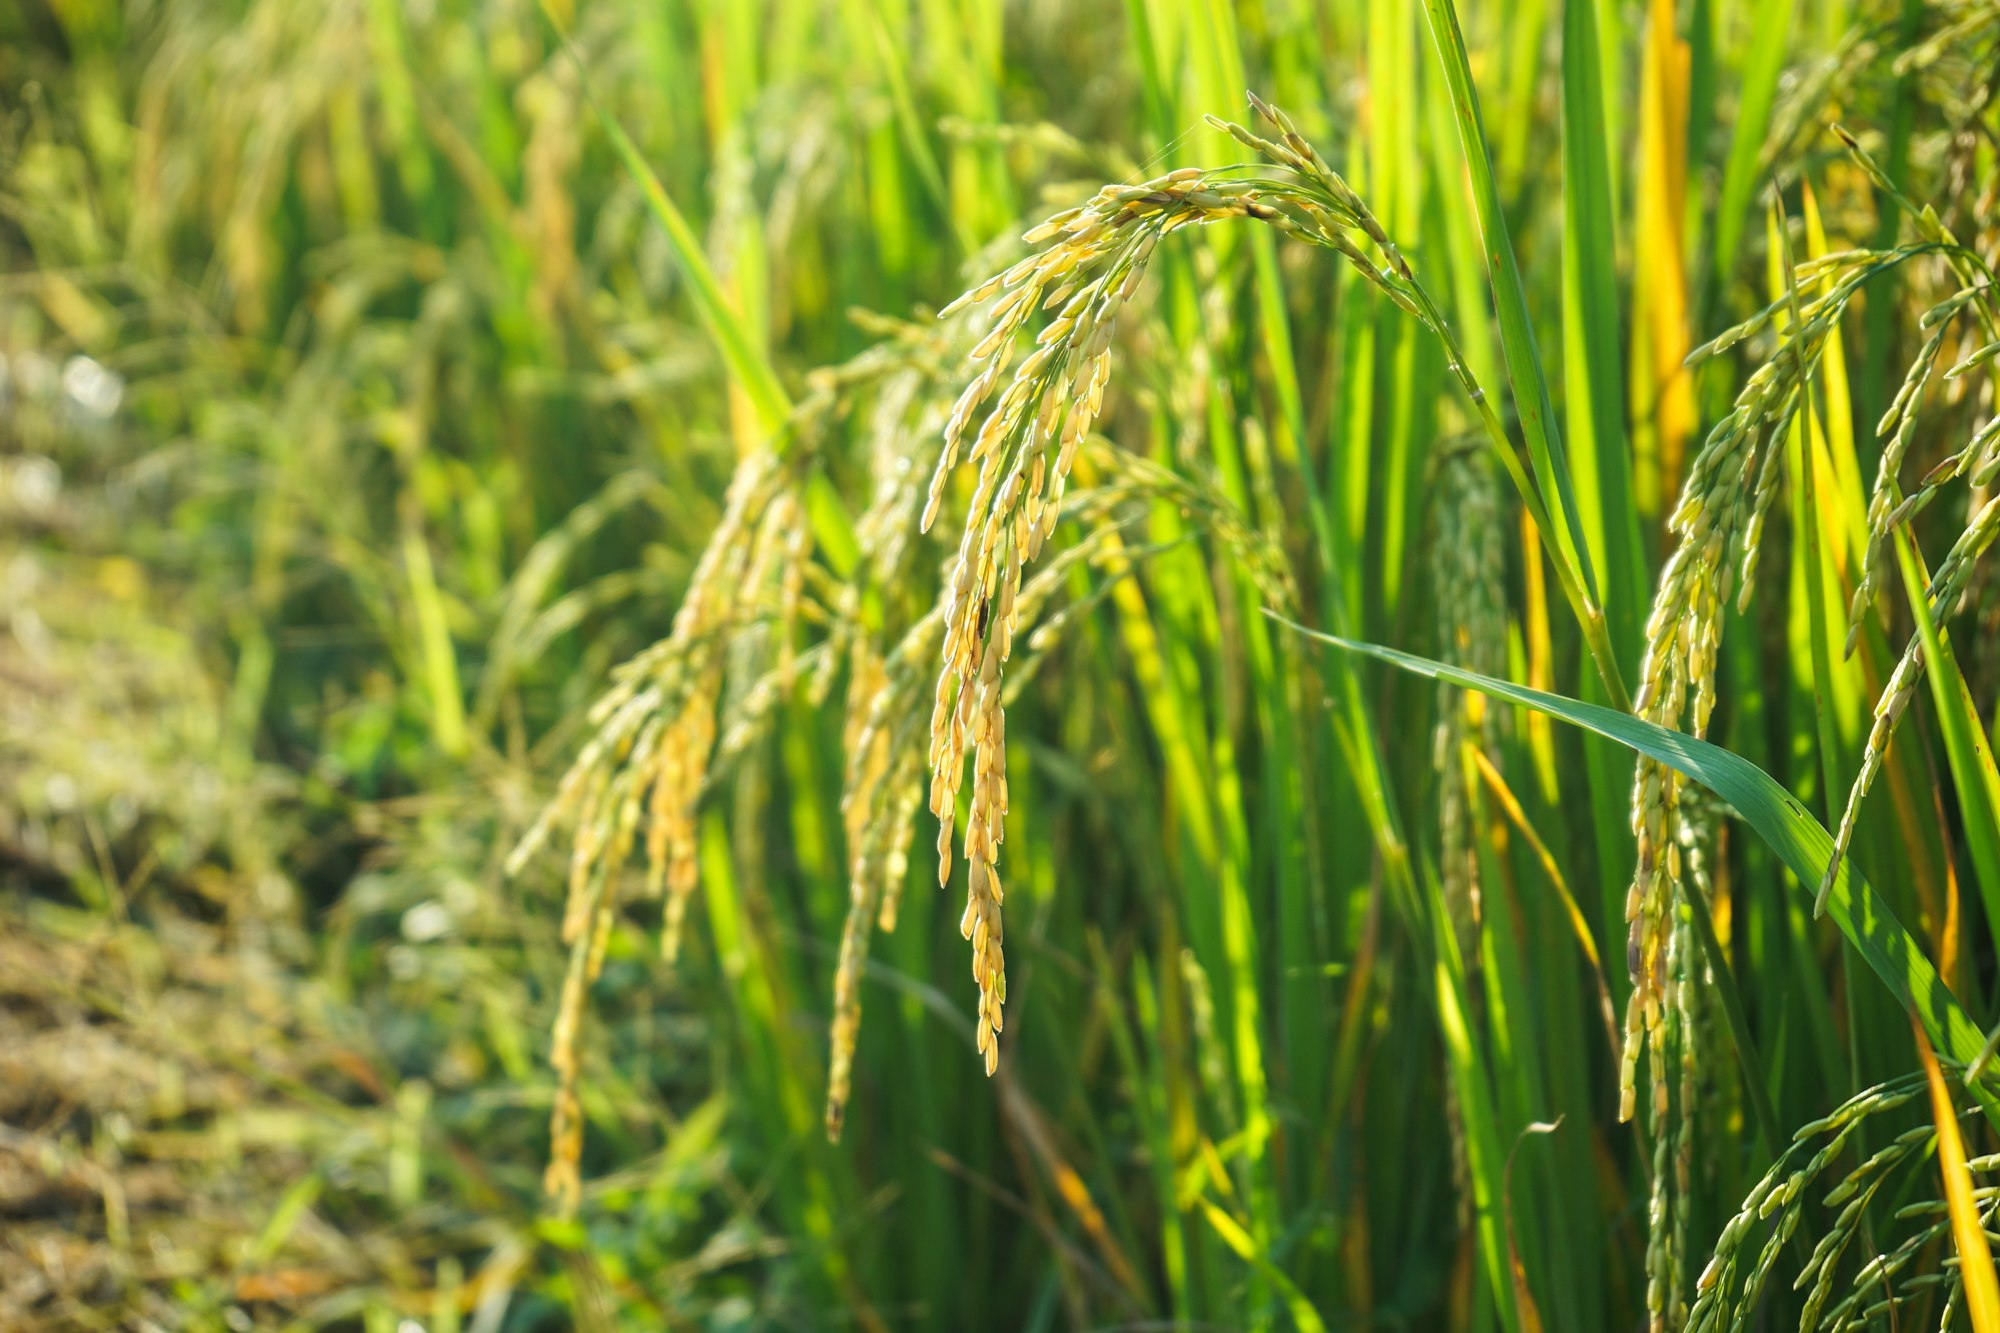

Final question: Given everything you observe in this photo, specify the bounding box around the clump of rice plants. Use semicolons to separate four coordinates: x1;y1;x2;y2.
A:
11;0;2000;1327
530;27;2000;1324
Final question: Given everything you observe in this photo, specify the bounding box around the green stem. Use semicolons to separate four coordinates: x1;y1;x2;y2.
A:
1417;285;1635;713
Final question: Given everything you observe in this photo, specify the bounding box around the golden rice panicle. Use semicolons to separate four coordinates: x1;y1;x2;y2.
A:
1621;406;1763;1121
655;678;719;960
1819;495;2000;911
824;611;940;1139
1616;229;1893;1122
1642;879;1715;1332
1642;907;1685;1331
515;322;963;1195
1618;200;1979;1125
543;907;598;1209
1659;807;1719;1331
1847;320;1950;654
930;616;1012;1076
1732;397;1797;604
826;644;891;1141
923;99;1449;1077
532;449;773;1210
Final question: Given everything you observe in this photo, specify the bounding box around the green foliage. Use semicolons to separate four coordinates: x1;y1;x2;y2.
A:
4;0;2000;1329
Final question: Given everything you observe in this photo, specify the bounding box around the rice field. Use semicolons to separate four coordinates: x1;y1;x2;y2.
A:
4;0;2000;1328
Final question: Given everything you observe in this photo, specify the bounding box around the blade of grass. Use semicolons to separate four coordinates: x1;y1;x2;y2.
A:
859;3;970;256
1891;527;2000;952
1709;0;1793;309
1916;1018;2000;1333
562;45;785;431
1268;612;2000;1124
1461;740;1586;1330
1559;0;1645;660
1424;850;1526;1333
1630;0;1693;518
1774;189;1883;1148
1503;1120;1562;1333
1468;748;1619;1064
400;516;468;758
534;0;859;577
1194;1195;1328;1333
1772;196;1848;830
1559;0;1649;1017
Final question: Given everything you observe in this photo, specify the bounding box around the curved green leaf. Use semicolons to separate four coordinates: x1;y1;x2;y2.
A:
1268;612;1997;1119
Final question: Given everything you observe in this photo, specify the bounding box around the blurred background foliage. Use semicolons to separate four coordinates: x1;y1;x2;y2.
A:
2;0;1998;1329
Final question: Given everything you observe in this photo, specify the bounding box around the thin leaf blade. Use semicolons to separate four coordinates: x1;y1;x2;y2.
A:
1269;613;1994;1098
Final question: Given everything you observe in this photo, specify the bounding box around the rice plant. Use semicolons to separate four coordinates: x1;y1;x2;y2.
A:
6;0;2000;1328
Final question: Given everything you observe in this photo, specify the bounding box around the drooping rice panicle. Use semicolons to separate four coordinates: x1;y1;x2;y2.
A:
1846;318;1953;654
1622;218;1976;1125
511;320;986;1190
825;611;941;1139
1818;495;2000;912
922;96;1559;1078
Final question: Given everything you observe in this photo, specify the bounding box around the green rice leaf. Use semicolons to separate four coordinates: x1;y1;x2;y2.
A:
1268;612;1996;1111
1894;528;2000;939
1194;1196;1329;1333
1712;0;1795;293
594;106;790;433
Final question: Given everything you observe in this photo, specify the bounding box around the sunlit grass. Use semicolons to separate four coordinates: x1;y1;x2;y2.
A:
3;0;1999;1328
